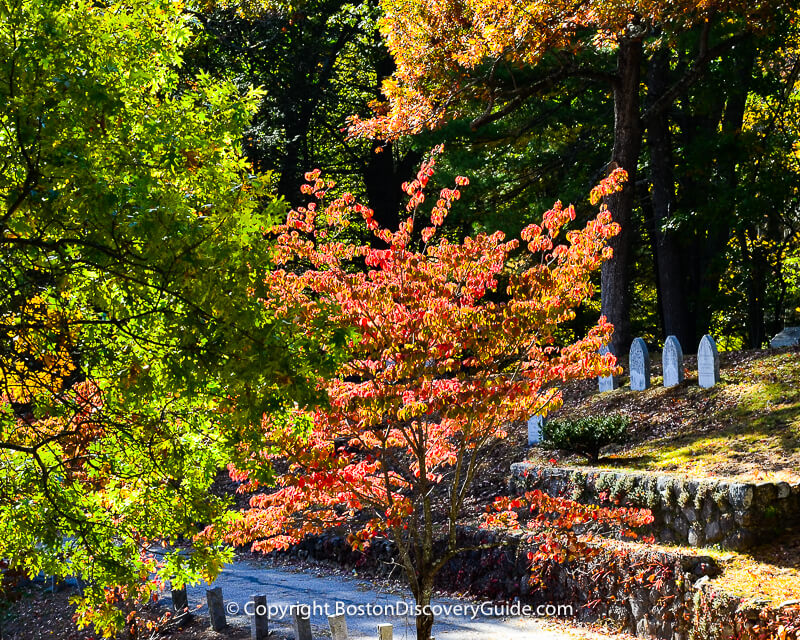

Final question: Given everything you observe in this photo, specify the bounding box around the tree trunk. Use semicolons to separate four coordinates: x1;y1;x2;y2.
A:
414;578;435;640
737;227;766;348
364;141;401;233
693;45;752;340
278;115;309;206
676;38;754;345
602;37;643;355
646;49;694;348
640;193;665;337
363;143;421;239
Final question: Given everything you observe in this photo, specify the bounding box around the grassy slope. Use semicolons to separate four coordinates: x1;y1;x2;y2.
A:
530;347;800;482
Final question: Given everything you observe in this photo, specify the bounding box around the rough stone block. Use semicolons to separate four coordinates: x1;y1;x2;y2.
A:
292;606;313;640
171;587;189;614
688;525;704;547
728;484;755;510
674;516;689;539
754;482;778;504
250;594;268;640
701;499;718;522
770;327;800;348
719;513;734;534
206;587;227;631
705;519;722;543
328;613;349;640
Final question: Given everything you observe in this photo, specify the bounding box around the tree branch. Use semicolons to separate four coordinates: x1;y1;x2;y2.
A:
470;66;616;130
643;31;750;124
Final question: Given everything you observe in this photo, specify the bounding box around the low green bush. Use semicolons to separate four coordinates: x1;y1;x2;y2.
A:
540;414;630;463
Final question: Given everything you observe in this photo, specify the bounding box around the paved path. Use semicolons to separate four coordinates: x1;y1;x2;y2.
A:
181;560;616;639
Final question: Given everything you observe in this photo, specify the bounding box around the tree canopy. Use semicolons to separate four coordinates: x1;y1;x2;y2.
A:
349;0;792;352
0;0;333;633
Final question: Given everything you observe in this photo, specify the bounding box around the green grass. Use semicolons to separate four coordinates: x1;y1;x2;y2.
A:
532;349;800;481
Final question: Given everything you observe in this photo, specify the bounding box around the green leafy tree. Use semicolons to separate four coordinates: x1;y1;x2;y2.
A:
0;0;333;634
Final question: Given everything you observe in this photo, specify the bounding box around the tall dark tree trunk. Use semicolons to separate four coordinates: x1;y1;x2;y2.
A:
737;227;766;348
278;113;310;206
682;44;752;343
696;45;753;340
360;51;423;244
672;101;725;347
363;51;402;234
602;37;643;356
640;193;665;337
646;49;694;348
364;141;402;232
649;36;754;349
363;143;421;237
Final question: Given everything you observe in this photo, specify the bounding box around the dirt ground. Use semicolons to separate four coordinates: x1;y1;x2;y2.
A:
1;583;252;640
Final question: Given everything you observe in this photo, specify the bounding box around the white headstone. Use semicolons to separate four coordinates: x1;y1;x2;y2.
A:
598;345;618;392
697;335;720;388
527;415;545;445
662;336;684;388
770;327;800;348
629;338;650;391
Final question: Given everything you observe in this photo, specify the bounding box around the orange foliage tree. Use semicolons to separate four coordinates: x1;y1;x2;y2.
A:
349;0;781;353
221;149;644;639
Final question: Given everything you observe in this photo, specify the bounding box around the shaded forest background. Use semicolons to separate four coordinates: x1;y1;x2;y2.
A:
189;0;800;352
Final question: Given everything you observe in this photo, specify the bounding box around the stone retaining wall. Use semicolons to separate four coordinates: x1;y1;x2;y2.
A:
277;528;800;639
509;462;800;550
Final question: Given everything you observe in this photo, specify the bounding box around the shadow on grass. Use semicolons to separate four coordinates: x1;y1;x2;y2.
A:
602;399;800;475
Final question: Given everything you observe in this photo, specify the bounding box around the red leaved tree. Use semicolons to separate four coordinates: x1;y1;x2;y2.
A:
222;148;645;639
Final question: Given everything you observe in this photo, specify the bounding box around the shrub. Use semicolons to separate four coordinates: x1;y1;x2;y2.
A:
540;414;630;462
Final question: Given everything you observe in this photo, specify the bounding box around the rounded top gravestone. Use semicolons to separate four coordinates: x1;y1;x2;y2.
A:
662;336;684;388
598;345;618;392
629;338;651;391
697;334;720;388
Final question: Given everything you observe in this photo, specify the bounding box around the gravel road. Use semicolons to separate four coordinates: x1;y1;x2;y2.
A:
180;560;618;640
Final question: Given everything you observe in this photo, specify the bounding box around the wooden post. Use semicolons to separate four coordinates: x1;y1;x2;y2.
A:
328;613;349;640
292;606;313;640
206;586;227;631
377;623;393;640
171;586;189;615
250;594;268;640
